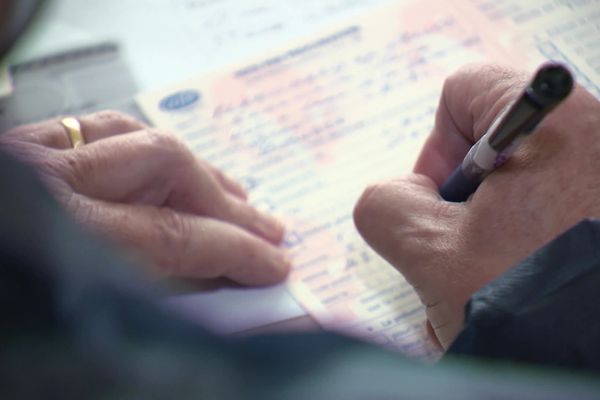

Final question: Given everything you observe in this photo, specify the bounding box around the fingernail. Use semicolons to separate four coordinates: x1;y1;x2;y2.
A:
271;249;292;279
257;213;286;243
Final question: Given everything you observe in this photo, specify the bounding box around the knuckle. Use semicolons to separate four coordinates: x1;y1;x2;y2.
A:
353;182;387;234
145;128;188;156
65;194;96;225
442;63;481;90
444;63;522;95
442;63;486;103
62;149;99;187
90;109;146;131
144;128;196;170
0;124;39;146
0;136;71;194
1;125;24;139
91;109;130;122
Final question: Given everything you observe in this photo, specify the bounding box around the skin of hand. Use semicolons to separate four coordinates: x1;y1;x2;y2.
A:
353;63;600;350
0;110;290;285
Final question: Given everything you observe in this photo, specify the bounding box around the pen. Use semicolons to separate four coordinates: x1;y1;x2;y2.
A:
439;62;574;202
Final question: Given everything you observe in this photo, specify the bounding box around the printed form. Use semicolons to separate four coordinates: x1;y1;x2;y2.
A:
469;0;600;97
523;2;600;97
13;0;393;91
138;0;543;358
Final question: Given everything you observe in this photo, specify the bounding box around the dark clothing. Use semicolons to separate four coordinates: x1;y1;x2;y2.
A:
451;219;600;370
2;149;600;399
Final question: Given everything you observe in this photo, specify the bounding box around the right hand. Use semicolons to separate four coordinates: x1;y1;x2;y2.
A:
354;63;600;349
0;111;290;285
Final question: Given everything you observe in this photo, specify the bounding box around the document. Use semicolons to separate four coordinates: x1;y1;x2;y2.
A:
469;0;600;97
533;4;600;96
138;0;532;359
13;0;394;91
469;0;600;23
167;0;394;53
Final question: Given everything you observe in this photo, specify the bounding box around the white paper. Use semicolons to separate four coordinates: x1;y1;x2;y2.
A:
468;0;600;96
12;0;394;91
163;283;305;334
137;0;530;358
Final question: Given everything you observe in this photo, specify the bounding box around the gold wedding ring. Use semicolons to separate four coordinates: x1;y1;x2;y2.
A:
60;117;85;149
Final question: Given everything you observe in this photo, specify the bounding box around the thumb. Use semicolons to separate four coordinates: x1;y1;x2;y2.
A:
353;174;464;286
354;174;469;349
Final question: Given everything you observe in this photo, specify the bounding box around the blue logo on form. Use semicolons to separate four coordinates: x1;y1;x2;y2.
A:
159;90;201;111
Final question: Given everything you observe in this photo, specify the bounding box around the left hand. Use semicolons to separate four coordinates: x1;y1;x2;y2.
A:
0;110;290;285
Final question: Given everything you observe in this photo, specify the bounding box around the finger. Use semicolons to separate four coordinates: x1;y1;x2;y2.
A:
71;196;291;285
76;110;148;144
1;118;75;149
60;129;284;243
414;63;528;186
205;163;248;200
0;110;146;150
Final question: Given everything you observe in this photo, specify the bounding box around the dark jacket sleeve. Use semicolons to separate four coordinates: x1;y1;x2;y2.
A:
448;219;600;372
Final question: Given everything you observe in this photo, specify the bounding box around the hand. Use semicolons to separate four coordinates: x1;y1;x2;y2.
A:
0;111;290;285
353;63;600;349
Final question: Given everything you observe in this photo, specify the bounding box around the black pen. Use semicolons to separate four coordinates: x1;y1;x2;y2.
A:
439;62;574;202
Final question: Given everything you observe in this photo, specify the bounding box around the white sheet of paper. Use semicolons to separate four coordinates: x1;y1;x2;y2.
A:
530;4;600;97
163;282;304;334
137;0;542;358
12;0;393;91
468;0;600;96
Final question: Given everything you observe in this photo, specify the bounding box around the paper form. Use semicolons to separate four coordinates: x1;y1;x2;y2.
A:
168;0;394;54
535;5;600;96
468;0;600;97
138;0;525;359
468;0;600;23
13;0;394;91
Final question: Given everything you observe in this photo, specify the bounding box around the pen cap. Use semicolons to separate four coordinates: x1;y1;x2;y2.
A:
488;62;574;151
528;62;574;108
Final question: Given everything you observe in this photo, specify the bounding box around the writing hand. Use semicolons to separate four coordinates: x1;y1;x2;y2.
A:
354;63;600;349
